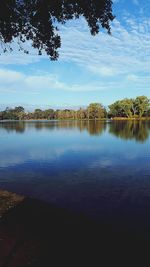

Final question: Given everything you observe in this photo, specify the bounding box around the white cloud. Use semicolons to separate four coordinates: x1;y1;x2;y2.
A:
0;14;149;95
0;52;42;65
0;68;111;93
0;69;24;83
87;66;117;76
0;65;149;95
0;39;45;65
25;74;65;90
59;17;150;78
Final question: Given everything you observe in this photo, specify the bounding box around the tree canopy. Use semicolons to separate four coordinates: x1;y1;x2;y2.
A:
0;0;114;59
108;96;150;118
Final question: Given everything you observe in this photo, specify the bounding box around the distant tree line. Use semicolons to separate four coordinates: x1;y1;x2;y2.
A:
0;96;150;121
0;103;106;120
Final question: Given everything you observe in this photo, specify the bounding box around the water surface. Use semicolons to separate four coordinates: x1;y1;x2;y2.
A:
0;120;150;223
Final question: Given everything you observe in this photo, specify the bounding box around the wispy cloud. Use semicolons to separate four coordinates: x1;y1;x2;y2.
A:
59;17;150;77
0;12;149;97
0;68;111;93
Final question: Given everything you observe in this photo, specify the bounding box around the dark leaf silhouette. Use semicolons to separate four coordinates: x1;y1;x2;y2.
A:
0;0;114;59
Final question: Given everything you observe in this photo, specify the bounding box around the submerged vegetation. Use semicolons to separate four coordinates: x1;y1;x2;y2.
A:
0;96;150;121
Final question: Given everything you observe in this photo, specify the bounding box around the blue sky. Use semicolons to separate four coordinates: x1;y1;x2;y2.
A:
0;0;149;110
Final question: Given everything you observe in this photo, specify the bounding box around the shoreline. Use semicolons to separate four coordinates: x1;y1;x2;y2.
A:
0;117;150;122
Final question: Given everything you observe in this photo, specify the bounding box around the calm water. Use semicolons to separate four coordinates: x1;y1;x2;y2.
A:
0;120;150;221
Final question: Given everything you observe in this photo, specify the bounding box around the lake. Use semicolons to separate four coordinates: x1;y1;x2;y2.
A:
0;120;150;226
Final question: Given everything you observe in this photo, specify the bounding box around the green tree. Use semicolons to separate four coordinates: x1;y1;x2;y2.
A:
2;107;19;120
108;101;124;118
14;106;25;113
0;111;3;120
44;109;55;119
120;99;133;118
108;97;150;118
14;106;25;120
77;108;86;120
87;103;105;119
134;96;150;118
34;109;43;119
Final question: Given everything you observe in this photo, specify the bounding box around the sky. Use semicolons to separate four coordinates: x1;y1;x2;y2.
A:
0;0;149;110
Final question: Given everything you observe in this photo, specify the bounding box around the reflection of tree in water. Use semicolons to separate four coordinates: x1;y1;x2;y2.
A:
34;120;106;136
109;120;150;143
34;121;78;130
0;121;25;133
86;121;106;136
0;120;106;136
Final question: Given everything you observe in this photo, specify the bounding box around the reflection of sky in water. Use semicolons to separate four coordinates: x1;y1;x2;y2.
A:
0;121;150;218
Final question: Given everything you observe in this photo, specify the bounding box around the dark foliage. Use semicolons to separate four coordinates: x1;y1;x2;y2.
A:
0;0;114;59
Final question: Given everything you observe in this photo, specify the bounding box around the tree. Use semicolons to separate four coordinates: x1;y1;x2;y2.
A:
77;108;86;120
44;109;55;119
108;97;150;118
134;96;150;118
13;106;25;120
120;99;133;118
108;101;124;118
0;111;3;120
14;106;25;113
87;103;105;119
2;107;17;120
1;106;25;120
0;0;114;60
34;109;43;119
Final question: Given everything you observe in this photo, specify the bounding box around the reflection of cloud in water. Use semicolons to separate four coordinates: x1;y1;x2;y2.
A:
0;143;105;168
89;159;113;169
0;155;26;168
1;121;150;170
124;153;139;160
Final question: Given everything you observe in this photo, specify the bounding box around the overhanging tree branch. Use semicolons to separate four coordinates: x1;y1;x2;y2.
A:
0;0;114;60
